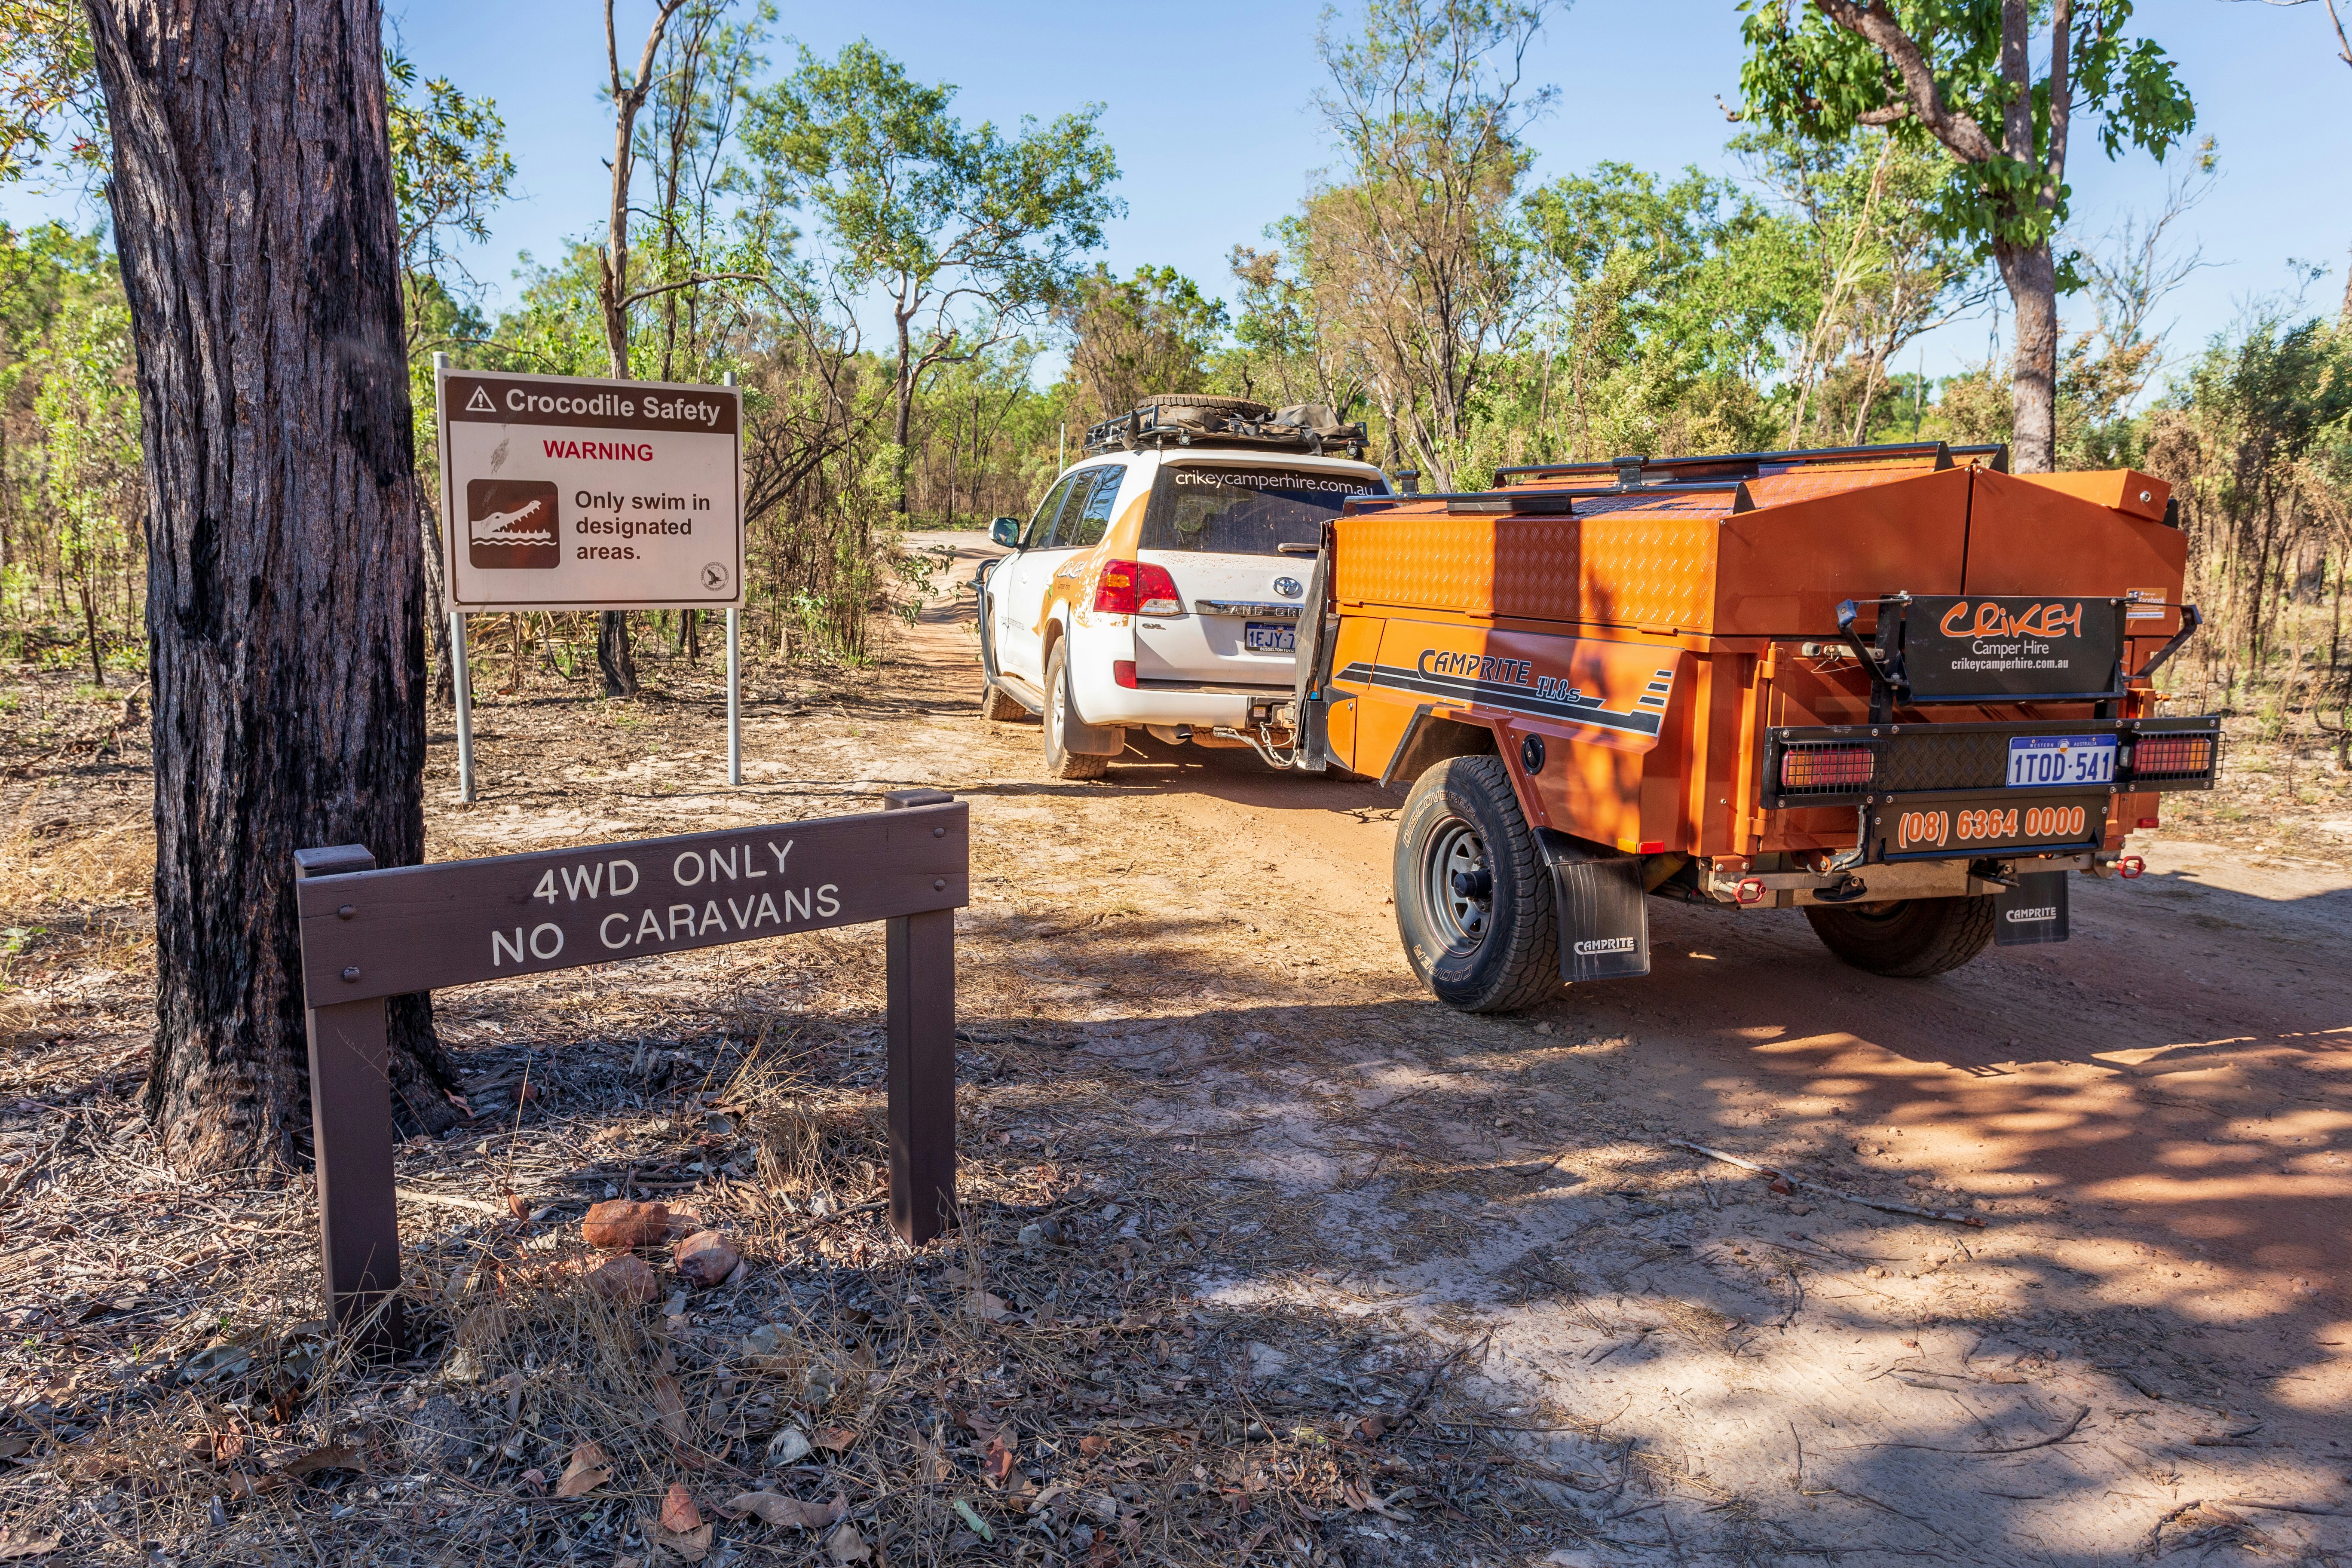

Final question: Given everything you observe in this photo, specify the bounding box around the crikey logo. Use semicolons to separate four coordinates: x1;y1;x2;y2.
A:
1937;600;2086;640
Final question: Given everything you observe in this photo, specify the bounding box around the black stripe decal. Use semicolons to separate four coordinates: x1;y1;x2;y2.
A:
1334;662;1665;738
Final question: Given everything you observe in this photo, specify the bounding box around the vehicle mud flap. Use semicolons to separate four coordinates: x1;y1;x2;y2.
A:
1057;662;1125;756
1537;830;1649;981
1994;870;2069;946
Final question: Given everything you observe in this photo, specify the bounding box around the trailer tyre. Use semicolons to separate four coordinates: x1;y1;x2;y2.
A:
1394;756;1560;1013
1804;896;1995;978
1043;641;1113;780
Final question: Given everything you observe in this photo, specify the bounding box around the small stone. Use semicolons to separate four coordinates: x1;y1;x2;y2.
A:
672;1230;741;1289
766;1426;812;1465
586;1253;658;1307
582;1200;672;1251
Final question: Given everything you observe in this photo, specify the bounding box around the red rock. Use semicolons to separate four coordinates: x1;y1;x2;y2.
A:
585;1253;658;1306
671;1229;741;1289
582;1200;671;1250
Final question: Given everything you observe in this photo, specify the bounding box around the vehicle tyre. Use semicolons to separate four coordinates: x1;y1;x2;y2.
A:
1043;641;1113;780
1393;755;1559;1013
1137;393;1270;417
1804;896;1995;977
980;680;1030;723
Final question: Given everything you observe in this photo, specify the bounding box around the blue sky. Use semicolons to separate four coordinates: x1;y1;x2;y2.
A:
12;0;2349;386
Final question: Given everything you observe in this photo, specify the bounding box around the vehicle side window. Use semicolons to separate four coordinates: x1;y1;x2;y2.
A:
1021;476;1076;549
1061;467;1123;549
1045;469;1105;548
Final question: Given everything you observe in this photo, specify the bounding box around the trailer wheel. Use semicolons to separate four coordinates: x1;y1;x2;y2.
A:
1804;896;1995;978
980;680;1030;723
1394;756;1560;1013
1043;641;1112;780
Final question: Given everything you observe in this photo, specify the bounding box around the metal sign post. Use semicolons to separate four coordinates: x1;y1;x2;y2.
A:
292;790;965;1349
451;610;476;804
727;607;742;786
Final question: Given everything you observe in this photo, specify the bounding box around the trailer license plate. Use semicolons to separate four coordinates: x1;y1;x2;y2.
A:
1244;622;1295;652
2006;734;2115;787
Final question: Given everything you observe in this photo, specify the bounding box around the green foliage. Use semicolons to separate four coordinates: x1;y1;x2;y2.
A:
747;40;1119;351
0;1;101;187
1738;1;2196;273
0;220;140;677
1058;264;1229;423
386;46;516;306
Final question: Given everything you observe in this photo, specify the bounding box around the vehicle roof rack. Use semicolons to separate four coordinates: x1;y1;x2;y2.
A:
1493;440;2009;489
1343;478;1756;518
1082;401;1371;460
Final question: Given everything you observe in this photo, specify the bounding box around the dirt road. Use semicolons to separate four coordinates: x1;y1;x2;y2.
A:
895;531;2352;1562
6;532;2343;1565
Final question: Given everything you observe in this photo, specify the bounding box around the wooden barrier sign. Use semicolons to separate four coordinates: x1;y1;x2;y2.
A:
294;790;967;1347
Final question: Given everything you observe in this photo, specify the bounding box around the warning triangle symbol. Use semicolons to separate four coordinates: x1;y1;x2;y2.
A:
464;385;496;414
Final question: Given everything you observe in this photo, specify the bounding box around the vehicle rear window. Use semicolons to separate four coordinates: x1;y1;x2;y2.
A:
1141;464;1387;555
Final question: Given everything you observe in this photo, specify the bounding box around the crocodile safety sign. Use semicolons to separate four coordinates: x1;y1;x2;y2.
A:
435;366;742;611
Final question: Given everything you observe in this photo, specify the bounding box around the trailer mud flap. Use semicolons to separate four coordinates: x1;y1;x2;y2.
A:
1994;870;2069;946
1538;832;1649;981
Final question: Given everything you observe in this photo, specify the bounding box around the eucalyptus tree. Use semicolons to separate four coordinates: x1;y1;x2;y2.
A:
85;0;460;1167
1740;0;2195;472
748;39;1119;522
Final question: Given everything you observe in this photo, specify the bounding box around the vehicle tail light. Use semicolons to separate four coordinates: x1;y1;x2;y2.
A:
2136;816;2159;829
1113;660;1136;689
1094;561;1181;616
2131;734;2213;778
1637;839;1665;855
1779;743;1874;791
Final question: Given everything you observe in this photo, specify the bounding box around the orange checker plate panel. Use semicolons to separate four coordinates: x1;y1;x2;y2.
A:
1332;467;1978;637
1331;495;1727;631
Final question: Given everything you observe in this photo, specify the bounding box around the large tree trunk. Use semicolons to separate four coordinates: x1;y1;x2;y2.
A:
89;0;462;1173
1994;239;2060;473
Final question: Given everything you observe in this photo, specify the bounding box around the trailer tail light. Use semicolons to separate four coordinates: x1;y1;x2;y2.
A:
1113;660;1136;689
2131;734;2214;779
1094;561;1181;616
1779;742;1874;793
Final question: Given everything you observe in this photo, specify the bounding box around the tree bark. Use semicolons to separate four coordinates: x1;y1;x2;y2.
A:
1995;240;2060;472
89;0;462;1172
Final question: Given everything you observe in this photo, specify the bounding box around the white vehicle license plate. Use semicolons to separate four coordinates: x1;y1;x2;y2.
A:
2006;734;2116;787
1244;622;1295;652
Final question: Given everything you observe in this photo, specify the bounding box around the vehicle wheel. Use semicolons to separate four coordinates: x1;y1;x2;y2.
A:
1804;896;1995;977
980;680;1029;723
1393;756;1559;1013
1137;393;1270;417
1043;641;1112;780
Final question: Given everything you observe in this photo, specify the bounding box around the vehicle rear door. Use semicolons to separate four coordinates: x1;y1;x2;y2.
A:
1133;461;1384;686
994;469;1101;683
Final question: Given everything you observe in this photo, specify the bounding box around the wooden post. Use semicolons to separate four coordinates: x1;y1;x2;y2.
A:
884;789;958;1244
294;845;404;1351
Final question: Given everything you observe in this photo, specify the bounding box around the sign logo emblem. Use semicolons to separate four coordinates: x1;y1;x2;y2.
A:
700;561;731;592
1273;576;1303;598
464;384;497;415
465;479;559;570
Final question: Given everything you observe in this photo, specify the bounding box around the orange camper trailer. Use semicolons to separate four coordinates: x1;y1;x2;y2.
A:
1269;441;2218;1013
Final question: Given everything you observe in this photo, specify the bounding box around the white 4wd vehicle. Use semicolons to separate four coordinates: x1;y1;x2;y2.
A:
974;395;1387;777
